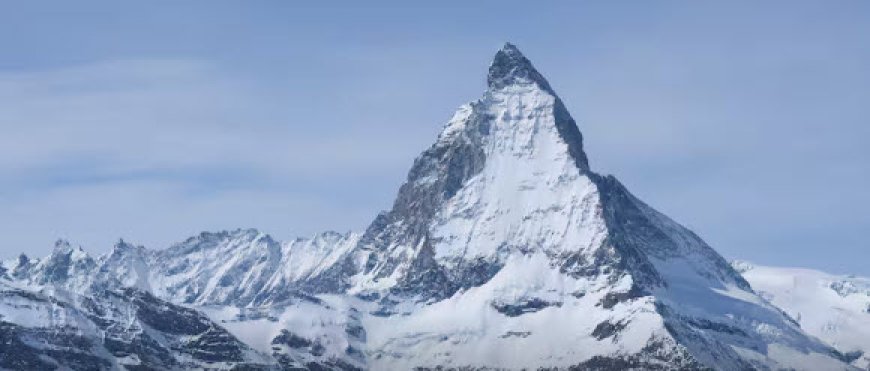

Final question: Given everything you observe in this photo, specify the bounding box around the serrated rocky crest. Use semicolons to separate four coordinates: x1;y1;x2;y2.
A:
0;43;859;370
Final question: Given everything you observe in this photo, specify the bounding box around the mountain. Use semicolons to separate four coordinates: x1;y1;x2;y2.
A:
0;281;272;370
734;262;870;370
0;43;859;370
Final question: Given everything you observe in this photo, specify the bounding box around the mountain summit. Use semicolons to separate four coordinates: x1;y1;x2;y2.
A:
0;44;859;370
488;42;553;92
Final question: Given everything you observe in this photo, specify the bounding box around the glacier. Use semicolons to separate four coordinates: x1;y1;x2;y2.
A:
0;43;864;370
733;261;870;370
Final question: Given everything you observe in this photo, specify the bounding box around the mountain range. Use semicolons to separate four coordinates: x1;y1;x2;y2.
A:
0;43;866;370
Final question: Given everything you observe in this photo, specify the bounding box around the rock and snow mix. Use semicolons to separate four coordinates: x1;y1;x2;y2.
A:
734;262;870;370
0;44;864;370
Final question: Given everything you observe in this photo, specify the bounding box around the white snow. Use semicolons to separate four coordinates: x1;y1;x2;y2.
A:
431;85;607;267
363;252;665;369
738;262;870;369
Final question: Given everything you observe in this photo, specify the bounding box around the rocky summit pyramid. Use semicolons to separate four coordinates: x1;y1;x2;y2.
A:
0;44;858;370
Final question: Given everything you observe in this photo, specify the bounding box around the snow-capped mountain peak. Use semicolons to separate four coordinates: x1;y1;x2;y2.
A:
94;239;152;291
330;43;606;303
487;42;553;92
0;43;860;370
28;238;95;289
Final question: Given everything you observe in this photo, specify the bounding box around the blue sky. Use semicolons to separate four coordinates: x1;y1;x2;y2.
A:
1;1;868;275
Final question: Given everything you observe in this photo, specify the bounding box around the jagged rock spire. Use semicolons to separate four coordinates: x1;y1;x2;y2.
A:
112;238;138;253
487;43;554;93
53;238;72;251
486;43;589;171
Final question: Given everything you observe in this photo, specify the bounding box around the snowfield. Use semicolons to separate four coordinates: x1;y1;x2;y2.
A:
734;261;870;370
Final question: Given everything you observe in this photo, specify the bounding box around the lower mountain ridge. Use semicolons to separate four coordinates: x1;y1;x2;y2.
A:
0;43;862;370
733;262;870;370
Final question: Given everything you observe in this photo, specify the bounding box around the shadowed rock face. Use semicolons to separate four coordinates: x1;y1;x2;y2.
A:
487;42;554;94
0;321;110;371
340;102;491;300
491;297;562;317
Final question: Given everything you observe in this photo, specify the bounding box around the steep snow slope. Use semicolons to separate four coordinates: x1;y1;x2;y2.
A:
94;239;153;292
202;294;367;370
149;229;358;306
735;262;870;369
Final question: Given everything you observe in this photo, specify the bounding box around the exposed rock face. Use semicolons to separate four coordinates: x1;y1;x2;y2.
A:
0;282;265;370
0;43;859;370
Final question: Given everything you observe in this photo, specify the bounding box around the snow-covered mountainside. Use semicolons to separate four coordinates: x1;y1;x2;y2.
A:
0;279;269;369
0;43;860;370
734;262;870;370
